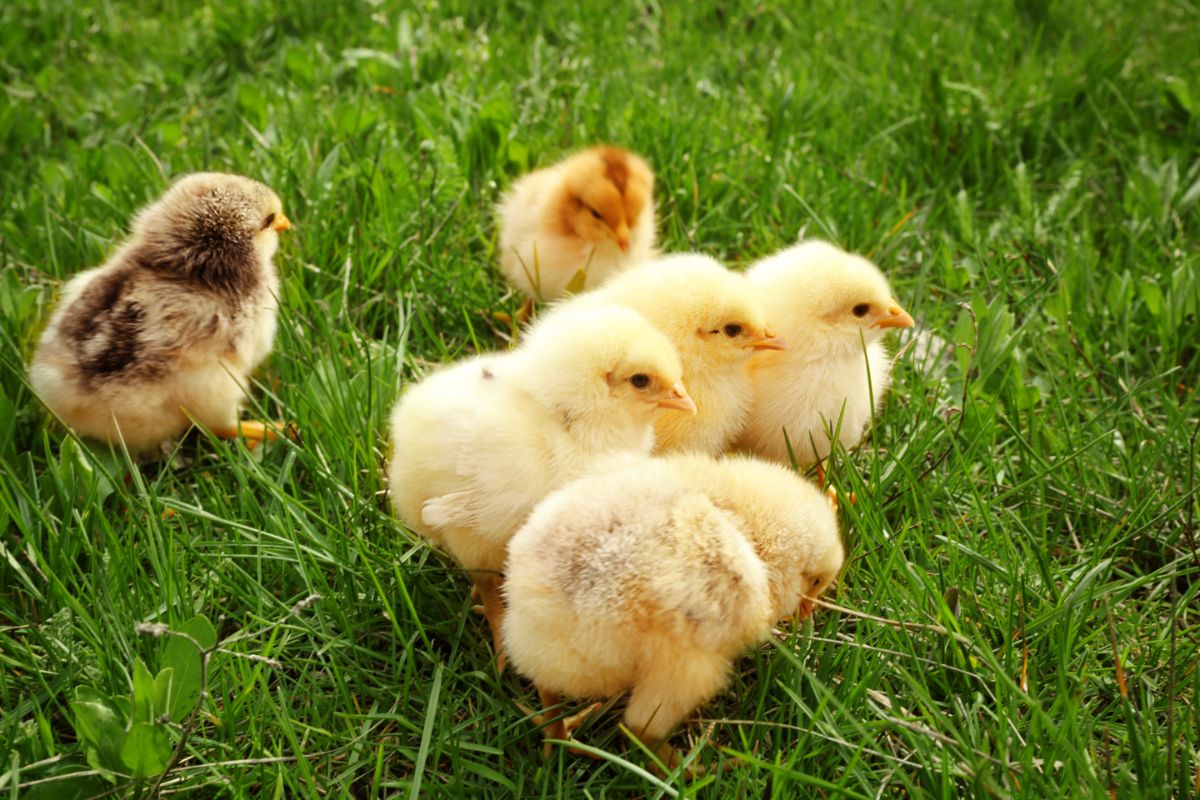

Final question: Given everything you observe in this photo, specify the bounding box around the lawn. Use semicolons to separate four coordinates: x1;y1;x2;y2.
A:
1;0;1198;797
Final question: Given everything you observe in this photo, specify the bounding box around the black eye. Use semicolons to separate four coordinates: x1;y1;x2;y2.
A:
811;577;822;589
630;373;651;389
589;208;602;220
853;303;871;318
263;213;276;230
723;324;743;337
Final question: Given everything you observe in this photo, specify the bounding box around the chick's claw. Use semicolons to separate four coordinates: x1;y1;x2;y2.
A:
647;741;741;780
520;690;601;759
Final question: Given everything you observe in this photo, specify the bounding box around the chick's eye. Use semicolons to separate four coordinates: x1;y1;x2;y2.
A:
263;213;276;230
811;577;822;589
588;207;603;221
853;303;871;318
723;324;743;337
630;373;651;389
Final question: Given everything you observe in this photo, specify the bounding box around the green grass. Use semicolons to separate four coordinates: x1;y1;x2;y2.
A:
2;0;1198;796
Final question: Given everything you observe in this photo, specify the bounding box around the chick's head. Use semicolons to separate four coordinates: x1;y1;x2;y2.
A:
516;305;695;427
132;172;291;294
556;147;653;253
752;241;913;354
680;454;844;621
603;254;785;366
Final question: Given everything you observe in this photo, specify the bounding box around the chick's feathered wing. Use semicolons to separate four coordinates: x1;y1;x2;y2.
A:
390;357;563;571
31;248;278;449
503;462;773;698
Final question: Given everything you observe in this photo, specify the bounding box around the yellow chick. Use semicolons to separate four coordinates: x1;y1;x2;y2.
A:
736;240;914;472
496;146;657;301
503;452;844;770
547;253;785;454
29;173;292;452
387;305;696;658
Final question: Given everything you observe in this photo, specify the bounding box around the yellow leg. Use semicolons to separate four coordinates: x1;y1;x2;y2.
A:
824;484;840;512
514;297;535;326
472;574;508;672
213;419;296;445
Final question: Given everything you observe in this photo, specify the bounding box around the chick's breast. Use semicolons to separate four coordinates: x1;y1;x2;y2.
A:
741;342;893;465
651;363;752;454
503;461;772;699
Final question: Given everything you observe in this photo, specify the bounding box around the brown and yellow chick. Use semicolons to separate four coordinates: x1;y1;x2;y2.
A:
29;172;292;453
496;146;657;302
547;253;784;454
503;453;843;772
735;241;913;473
387;305;695;660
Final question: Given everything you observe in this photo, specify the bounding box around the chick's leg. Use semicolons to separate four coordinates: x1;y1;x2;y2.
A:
471;573;508;671
213;419;296;448
624;652;733;779
519;687;602;758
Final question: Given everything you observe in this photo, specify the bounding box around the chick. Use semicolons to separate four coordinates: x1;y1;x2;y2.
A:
387;305;696;659
735;241;914;473
503;453;843;771
29;173;292;452
546;253;784;454
496;146;656;302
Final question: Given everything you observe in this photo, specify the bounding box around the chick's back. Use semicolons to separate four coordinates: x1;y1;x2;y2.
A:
503;460;772;699
30;253;272;450
388;356;565;573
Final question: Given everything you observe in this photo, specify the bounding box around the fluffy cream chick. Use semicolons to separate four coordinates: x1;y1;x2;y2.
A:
547;253;784;454
503;453;843;770
29;172;292;452
387;305;695;656
497;146;657;301
735;241;913;469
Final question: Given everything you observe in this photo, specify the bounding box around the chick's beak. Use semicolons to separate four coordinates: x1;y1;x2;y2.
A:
613;222;630;252
655;382;698;414
873;302;914;329
271;213;292;232
748;330;788;350
794;597;815;621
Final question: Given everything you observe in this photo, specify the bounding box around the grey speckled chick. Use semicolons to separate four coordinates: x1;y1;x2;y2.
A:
29;172;292;452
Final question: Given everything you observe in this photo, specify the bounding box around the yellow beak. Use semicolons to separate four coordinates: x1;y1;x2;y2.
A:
873;303;914;329
748;330;788;350
655;382;698;414
794;597;815;621
272;213;293;232
613;222;631;252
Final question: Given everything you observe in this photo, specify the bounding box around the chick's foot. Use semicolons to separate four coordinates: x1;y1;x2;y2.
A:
519;688;601;759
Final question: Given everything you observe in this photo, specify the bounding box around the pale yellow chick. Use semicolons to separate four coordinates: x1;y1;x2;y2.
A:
387;305;696;658
503;453;843;771
497;146;657;301
736;240;914;471
29;173;292;452
546;253;784;454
